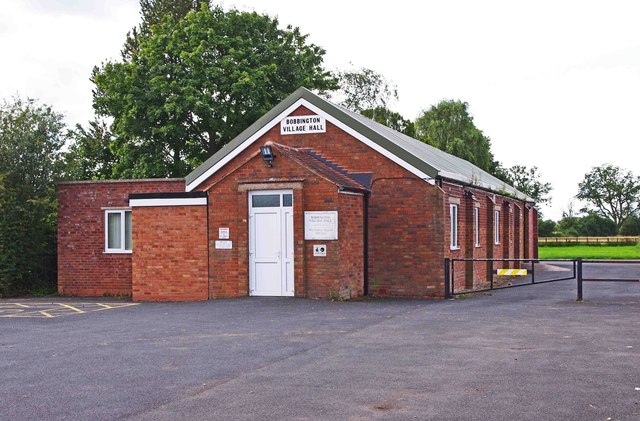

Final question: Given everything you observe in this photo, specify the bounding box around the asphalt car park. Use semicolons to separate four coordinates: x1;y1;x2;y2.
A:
1;268;638;421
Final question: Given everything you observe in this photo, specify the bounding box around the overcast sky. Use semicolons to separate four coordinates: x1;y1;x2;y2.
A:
2;0;639;220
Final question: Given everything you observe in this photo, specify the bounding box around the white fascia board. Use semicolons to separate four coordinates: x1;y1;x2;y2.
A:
186;98;309;192
129;197;207;207
186;99;435;191
338;190;365;196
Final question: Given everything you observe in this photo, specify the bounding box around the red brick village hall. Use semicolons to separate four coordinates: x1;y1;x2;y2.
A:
57;88;538;301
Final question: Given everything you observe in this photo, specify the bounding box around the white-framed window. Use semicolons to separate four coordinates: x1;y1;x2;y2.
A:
105;210;132;253
450;204;459;250
494;210;500;245
474;207;480;247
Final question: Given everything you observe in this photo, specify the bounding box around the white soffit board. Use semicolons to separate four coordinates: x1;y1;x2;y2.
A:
185;99;434;191
129;198;207;207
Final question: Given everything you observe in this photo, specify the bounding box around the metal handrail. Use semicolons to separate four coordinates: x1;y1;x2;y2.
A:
444;257;639;301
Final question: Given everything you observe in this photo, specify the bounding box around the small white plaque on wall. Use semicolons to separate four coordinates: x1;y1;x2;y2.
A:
215;240;232;249
313;244;327;257
219;227;230;239
304;211;338;240
281;115;326;135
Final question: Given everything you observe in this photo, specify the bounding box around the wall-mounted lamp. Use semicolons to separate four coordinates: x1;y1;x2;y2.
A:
259;145;275;167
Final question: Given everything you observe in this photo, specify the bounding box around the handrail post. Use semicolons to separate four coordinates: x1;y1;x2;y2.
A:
531;259;535;284
576;258;583;302
444;258;451;299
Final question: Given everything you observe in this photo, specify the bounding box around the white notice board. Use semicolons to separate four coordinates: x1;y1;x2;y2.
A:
304;211;338;240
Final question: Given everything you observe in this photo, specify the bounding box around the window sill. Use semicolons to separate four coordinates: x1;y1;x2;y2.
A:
494;242;501;246
450;246;461;251
475;244;481;248
104;250;132;254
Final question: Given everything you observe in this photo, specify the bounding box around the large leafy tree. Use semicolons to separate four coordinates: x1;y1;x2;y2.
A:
576;164;640;231
555;214;617;237
619;213;640;235
505;165;552;206
414;100;495;172
361;106;415;137
332;67;415;136
0;98;66;296
121;0;212;59
92;3;337;178
334;67;398;112
64;119;117;180
538;219;557;237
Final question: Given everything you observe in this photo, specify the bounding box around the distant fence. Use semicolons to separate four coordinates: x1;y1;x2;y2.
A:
539;236;639;245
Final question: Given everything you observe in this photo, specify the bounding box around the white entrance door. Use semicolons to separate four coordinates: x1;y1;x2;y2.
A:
249;190;294;296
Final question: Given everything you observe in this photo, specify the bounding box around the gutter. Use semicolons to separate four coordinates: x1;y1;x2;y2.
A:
436;175;535;205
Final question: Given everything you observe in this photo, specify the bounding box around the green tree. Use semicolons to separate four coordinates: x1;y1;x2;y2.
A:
92;4;337;178
334;67;398;112
414;100;495;172
505;165;552;206
619;214;640;236
121;0;211;59
576;164;640;231
361;106;415;137
556;214;617;237
556;216;580;237
538;219;557;237
64;119;117;180
331;67;417;136
0;98;66;296
577;213;617;236
488;160;512;184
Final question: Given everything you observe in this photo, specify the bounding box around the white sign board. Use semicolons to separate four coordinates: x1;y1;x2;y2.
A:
313;244;327;257
215;240;232;249
281;115;326;135
218;227;230;239
304;211;338;240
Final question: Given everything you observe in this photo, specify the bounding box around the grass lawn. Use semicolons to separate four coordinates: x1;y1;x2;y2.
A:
538;244;640;259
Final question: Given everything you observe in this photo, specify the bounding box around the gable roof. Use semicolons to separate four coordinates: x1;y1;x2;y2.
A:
186;87;531;201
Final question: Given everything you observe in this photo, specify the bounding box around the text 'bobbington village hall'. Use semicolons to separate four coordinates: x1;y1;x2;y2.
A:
57;88;538;301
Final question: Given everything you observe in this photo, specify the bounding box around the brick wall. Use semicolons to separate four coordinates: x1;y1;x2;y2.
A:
198;105;446;299
203;148;365;299
531;207;539;258
368;178;444;297
58;104;539;301
57;179;184;297
131;204;208;301
441;182;536;292
335;192;364;298
472;195;489;286
442;184;465;291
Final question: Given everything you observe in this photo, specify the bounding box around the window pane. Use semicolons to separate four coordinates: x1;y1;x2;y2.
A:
475;208;480;245
252;194;280;207
107;213;121;249
450;205;458;247
124;211;132;251
282;194;293;207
